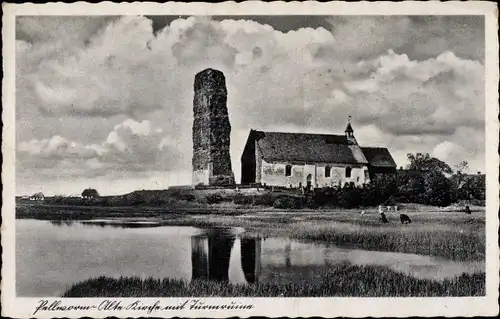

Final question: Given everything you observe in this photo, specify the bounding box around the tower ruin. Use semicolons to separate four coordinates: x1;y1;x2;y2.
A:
192;68;235;186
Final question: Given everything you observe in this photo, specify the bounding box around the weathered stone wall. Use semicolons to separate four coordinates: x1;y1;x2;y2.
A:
315;164;369;187
260;160;304;187
255;141;262;184
192;68;235;186
260;160;369;188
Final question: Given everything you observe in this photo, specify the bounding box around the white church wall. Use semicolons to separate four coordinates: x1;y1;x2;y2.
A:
260;160;370;188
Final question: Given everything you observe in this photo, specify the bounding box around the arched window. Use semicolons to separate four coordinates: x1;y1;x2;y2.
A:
285;165;292;177
345;167;352;178
325;166;331;178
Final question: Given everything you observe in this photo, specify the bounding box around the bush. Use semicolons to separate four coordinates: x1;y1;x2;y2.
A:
273;196;299;209
338;183;362;208
233;194;254;205
383;196;397;206
45;195;65;205
312;187;340;206
372;175;397;202
180;194;195;201
359;184;380;206
303;195;318;209
206;194;223;204
253;193;275;206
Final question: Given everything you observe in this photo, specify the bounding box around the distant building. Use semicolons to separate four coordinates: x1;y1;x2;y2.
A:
82;188;99;199
241;119;397;189
30;192;44;201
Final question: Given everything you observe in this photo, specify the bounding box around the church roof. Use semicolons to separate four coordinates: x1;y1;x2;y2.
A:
360;147;397;168
244;130;396;167
250;130;369;165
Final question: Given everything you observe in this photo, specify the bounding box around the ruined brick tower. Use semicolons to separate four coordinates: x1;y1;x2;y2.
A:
192;68;235;186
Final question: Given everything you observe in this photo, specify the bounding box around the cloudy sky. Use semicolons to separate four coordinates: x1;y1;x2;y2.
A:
15;15;485;196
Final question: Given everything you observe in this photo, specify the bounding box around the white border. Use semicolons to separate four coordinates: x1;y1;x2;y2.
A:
2;1;499;318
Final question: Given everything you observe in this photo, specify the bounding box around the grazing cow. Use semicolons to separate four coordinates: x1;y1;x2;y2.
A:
465;205;471;215
379;212;388;223
400;214;412;224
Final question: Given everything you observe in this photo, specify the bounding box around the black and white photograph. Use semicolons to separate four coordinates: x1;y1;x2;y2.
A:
2;1;499;318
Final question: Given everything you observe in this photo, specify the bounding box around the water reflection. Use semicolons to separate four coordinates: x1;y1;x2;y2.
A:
49;220;75;227
191;232;261;283
240;238;261;284
191;231;235;281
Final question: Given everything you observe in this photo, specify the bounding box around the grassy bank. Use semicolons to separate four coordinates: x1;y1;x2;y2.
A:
15;203;246;220
62;264;485;297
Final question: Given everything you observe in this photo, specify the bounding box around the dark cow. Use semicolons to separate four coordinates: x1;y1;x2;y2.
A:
465;205;471;215
379;212;389;223
400;214;412;224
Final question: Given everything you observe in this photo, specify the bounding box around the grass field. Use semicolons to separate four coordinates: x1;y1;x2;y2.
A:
62;263;485;297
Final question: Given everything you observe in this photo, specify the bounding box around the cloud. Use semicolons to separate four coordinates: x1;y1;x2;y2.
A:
172;17;237;68
326;16;484;62
431;136;484;172
343;50;484;136
18;135;101;160
17;119;187;181
16;16;116;45
15;15;485;194
326;16;413;61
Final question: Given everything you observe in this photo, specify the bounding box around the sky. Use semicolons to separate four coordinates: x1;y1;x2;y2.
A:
15;15;485;196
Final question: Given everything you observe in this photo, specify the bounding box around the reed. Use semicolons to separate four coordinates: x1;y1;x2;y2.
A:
290;222;485;261
62;264;485;297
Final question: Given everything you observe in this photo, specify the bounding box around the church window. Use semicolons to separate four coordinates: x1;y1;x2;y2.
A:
285;165;292;177
325;166;331;178
345;167;352;178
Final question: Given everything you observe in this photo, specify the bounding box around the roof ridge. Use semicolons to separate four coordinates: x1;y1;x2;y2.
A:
256;130;346;137
361;146;389;149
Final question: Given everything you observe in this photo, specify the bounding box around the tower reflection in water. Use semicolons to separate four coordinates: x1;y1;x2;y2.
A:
191;230;261;284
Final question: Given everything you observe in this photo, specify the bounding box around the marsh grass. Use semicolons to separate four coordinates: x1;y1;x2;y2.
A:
290;221;485;261
62;264;485;297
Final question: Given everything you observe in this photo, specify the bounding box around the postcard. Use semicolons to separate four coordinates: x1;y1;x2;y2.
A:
2;1;499;318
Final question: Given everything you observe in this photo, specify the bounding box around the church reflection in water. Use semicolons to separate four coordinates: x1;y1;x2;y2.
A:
191;230;262;284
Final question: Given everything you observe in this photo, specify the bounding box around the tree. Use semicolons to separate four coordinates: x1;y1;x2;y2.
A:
402;153;455;206
454;161;469;175
450;161;470;201
338;182;361;208
453;161;469;186
397;170;426;203
422;170;453;206
82;188;99;199
406;153;453;175
372;174;397;201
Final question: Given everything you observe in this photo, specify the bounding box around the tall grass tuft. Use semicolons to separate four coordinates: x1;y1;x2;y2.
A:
62;264;485;298
291;223;485;261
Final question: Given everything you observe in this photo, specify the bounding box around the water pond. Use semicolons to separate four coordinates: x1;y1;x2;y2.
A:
16;219;483;296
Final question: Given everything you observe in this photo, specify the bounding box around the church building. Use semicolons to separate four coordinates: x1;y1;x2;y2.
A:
240;119;397;189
